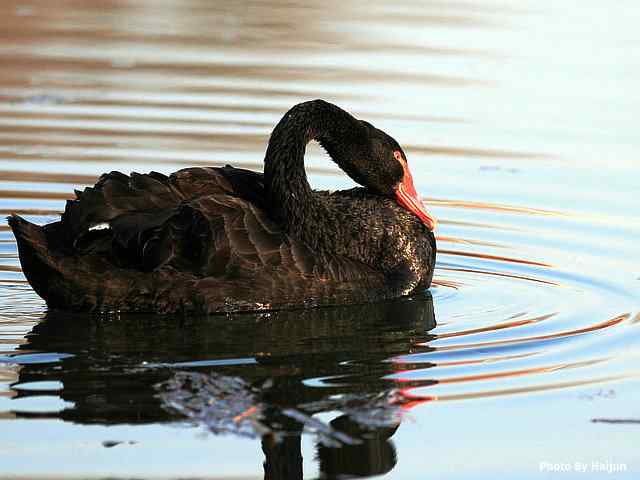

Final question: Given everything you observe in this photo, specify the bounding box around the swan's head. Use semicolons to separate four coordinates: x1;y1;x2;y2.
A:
342;121;437;231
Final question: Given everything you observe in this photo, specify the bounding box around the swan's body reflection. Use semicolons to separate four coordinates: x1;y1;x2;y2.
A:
13;292;436;479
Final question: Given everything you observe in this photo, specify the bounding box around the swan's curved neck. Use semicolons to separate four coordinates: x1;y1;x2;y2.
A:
264;100;364;237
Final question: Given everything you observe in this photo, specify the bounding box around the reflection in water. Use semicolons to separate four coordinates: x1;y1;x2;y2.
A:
11;293;436;478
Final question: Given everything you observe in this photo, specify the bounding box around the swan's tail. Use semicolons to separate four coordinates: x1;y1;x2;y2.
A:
7;214;68;307
7;214;198;313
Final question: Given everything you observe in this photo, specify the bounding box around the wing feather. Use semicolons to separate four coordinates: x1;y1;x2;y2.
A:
35;165;388;313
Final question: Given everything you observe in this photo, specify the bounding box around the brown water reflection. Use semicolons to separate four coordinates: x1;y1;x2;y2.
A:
9;297;436;479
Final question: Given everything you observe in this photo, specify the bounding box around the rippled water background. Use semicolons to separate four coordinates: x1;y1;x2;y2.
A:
1;0;639;478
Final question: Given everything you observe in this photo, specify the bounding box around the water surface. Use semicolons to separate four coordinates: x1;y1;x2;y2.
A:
1;0;639;478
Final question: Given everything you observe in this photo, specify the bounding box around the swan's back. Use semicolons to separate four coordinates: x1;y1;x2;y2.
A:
9;166;387;314
62;166;267;273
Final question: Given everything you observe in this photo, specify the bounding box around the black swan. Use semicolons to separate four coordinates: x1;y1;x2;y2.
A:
8;100;436;314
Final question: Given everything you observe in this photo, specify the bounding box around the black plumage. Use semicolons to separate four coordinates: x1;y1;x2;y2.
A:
8;100;436;314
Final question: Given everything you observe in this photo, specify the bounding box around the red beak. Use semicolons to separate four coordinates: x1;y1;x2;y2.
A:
394;163;437;231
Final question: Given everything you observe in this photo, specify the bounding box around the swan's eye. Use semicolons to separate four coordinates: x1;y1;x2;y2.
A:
393;150;405;164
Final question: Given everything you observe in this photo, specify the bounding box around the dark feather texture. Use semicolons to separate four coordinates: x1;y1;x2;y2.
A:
8;100;436;314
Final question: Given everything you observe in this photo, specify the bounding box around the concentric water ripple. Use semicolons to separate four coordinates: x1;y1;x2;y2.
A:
1;199;637;416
